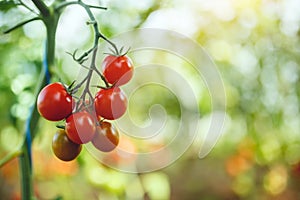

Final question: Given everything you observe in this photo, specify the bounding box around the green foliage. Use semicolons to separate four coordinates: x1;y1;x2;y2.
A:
0;0;18;12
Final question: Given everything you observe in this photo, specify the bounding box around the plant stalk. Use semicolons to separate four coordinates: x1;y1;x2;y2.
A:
19;1;59;199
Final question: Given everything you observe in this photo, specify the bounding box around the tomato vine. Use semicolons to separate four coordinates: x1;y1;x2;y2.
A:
1;0;124;199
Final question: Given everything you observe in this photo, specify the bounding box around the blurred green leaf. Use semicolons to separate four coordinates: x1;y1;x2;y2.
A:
0;0;19;12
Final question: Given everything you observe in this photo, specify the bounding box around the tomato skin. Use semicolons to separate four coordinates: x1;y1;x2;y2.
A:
52;129;82;161
92;122;119;152
94;87;127;120
102;55;133;86
65;112;96;144
37;82;73;121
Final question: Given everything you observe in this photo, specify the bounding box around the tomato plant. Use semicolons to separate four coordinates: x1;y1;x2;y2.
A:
65;112;96;144
37;82;73;121
102;55;134;86
92;121;119;152
2;0;135;198
52;129;82;161
94;87;127;120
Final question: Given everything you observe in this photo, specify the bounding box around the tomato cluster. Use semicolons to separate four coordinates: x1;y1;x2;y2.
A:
37;54;133;161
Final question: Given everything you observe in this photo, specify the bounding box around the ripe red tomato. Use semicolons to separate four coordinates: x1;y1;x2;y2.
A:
92;122;119;152
37;82;73;121
52;129;82;161
94;87;127;120
65;112;96;144
102;55;134;86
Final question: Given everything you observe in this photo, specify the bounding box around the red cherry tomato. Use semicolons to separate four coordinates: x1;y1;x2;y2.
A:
102;55;134;86
94;87;127;120
52;129;82;161
92;122;119;152
37;82;73;121
65;112;96;144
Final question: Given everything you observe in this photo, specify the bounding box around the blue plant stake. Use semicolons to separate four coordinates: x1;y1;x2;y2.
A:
25;42;50;172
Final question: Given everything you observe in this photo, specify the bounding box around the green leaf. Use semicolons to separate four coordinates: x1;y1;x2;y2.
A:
0;0;19;12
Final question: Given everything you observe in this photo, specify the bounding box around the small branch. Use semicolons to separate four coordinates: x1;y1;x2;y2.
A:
94;67;109;88
18;0;39;15
69;47;96;63
87;4;107;10
55;0;119;54
79;64;92;70
72;74;89;91
96;33;119;55
3;17;41;34
55;1;107;12
87;90;94;101
54;1;78;11
0;149;23;168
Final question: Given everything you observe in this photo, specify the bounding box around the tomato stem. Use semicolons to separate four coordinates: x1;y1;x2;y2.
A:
60;0;116;112
13;0;60;199
31;0;50;17
19;142;33;200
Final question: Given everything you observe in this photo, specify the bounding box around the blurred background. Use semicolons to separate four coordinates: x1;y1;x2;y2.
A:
1;0;300;199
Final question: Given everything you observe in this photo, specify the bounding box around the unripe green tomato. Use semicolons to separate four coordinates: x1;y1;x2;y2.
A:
52;129;82;161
